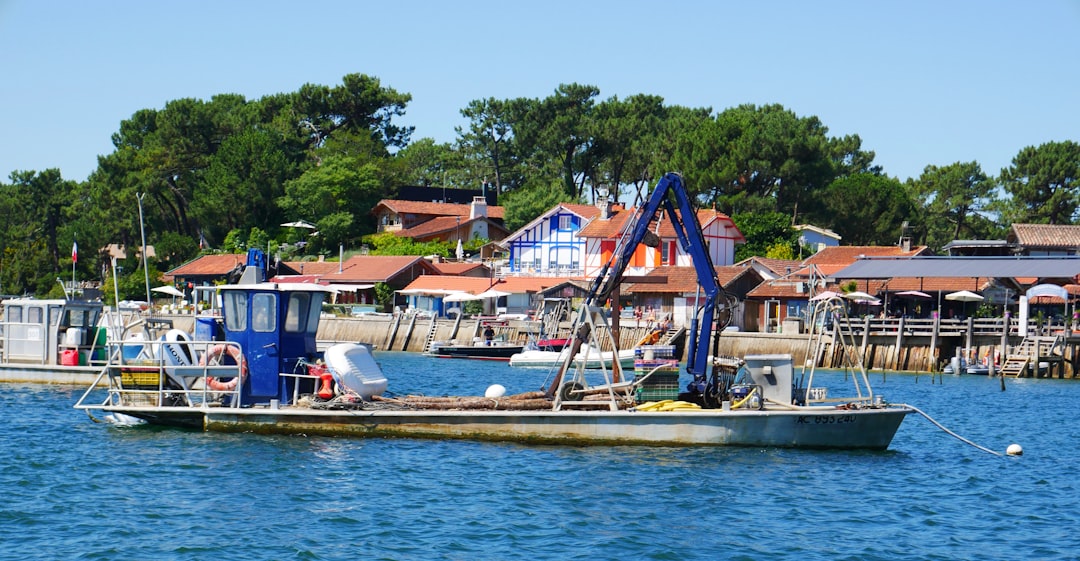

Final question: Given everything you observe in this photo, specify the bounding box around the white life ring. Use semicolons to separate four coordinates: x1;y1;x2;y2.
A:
201;343;247;391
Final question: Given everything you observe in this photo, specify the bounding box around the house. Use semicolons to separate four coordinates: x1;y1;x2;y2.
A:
622;266;764;330
577;205;744;278
794;224;841;254
315;255;442;307
372;198;509;243
428;260;491;278
1007;224;1080;256
499;202;605;276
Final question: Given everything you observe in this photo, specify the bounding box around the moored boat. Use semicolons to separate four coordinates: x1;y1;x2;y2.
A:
0;297;115;385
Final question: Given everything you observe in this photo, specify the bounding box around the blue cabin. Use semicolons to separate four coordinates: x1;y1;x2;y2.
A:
217;282;329;405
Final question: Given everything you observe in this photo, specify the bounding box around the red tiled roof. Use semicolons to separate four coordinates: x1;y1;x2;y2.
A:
283;261;343;276
803;245;930;265
884;277;994;292
164;254;247;277
394;216;508;241
737;256;805;277
320;255;439;283
430;262;489;275
375;199;505;220
623;266;753;293
577;207;741;240
1009;224;1080;247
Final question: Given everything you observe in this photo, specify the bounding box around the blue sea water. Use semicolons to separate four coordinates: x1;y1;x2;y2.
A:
2;352;1079;560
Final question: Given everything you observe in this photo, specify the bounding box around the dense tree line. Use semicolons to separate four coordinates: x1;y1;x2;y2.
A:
2;74;1078;299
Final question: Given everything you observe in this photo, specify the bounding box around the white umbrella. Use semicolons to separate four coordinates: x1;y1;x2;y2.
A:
455;239;464;261
843;291;879;303
281;220;317;229
443;292;483;302
945;290;983;302
151;285;185;297
478;289;511;299
809;290;840;302
895;290;932;299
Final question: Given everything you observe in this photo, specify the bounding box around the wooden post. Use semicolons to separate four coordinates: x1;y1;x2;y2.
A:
860;316;871;368
892;316;906;371
965;316;974;353
928;312;941;372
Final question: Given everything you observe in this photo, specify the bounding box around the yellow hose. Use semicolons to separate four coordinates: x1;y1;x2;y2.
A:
731;387;758;409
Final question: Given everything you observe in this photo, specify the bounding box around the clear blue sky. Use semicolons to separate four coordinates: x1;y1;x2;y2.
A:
1;0;1078;184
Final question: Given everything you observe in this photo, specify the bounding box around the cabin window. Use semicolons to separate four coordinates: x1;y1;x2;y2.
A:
28;307;43;325
7;306;22;324
223;292;248;332
285;293;309;333
308;294;322;334
252;293;277;333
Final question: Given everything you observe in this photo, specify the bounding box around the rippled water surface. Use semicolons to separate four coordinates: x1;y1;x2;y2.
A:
2;352;1079;560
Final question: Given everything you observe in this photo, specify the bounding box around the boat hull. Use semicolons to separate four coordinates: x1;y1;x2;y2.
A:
101;404;912;449
0;364;104;385
427;344;524;360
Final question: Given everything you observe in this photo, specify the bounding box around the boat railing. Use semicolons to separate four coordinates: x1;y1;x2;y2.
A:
74;338;246;412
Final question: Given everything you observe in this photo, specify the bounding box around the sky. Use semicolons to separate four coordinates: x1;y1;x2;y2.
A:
1;0;1078;185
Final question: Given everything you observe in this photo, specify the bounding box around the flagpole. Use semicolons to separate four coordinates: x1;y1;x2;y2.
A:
71;236;77;299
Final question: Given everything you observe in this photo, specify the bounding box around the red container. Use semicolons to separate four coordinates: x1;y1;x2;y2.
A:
61;349;80;366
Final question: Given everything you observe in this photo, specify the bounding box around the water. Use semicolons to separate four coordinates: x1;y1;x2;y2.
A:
3;353;1079;560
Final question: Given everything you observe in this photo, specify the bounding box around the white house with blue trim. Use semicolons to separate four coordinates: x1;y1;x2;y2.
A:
499;203;605;276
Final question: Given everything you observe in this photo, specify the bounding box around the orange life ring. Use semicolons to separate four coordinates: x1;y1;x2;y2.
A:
201;343;248;391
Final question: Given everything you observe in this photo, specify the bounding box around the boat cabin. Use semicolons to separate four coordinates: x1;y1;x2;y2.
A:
1;298;105;366
216;283;329;405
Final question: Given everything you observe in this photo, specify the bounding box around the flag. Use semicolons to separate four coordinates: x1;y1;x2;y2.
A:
72;240;78;264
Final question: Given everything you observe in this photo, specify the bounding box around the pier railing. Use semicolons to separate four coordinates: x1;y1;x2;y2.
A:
831;316;1074;338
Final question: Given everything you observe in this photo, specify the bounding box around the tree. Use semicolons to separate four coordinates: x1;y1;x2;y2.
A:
731;211;798;262
908;161;997;251
500;178;579;232
823;174;916;245
513;84;600;198
999;141;1080;224
278;155;388;249
456;97;521;191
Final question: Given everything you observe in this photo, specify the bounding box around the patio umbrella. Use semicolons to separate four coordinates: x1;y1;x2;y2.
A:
809;290;840;301
455;239;464;261
443;291;483;302
945;290;984;318
281;220;317;229
478;288;511;299
945;290;983;302
895;290;932;299
151;285;184;298
843;291;879;303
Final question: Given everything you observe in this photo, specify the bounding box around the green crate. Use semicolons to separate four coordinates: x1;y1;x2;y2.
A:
635;386;680;403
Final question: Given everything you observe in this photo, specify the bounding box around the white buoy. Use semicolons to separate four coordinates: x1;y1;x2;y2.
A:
485;384;507;398
1006;443;1023;456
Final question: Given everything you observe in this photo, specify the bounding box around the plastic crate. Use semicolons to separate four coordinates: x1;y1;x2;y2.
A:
634;344;676;358
119;367;161;389
635;386;680;403
634;372;681;403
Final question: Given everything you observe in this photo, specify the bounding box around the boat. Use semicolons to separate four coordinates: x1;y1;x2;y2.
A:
942;357;992;376
76;174;912;450
0;296;123;385
509;343;636;369
427;340;526;360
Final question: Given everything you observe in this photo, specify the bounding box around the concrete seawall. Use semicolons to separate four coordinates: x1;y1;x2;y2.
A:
159;314;1076;376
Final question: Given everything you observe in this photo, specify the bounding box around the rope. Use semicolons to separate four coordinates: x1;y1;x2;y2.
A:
900;403;1003;457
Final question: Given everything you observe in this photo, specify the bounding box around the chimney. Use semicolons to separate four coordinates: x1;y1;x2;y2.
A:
598;187;611;219
470;196;487;219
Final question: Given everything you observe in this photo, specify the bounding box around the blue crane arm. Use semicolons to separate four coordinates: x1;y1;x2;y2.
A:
586;172;730;379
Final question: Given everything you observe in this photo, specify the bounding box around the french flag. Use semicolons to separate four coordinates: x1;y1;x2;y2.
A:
72;240;78;264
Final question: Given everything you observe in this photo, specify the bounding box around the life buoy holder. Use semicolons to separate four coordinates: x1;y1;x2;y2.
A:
201;343;248;391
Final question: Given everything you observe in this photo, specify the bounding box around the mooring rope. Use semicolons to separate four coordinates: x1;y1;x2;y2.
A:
901;403;1003;457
